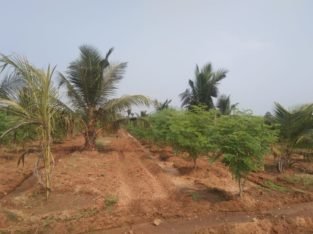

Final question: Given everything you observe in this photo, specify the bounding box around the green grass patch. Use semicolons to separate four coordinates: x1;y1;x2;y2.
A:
42;215;55;227
191;192;203;201
104;195;118;210
96;137;112;151
95;139;106;151
3;209;21;222
263;180;289;192
284;174;313;188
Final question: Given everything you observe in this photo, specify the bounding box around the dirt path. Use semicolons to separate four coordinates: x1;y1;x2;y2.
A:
107;132;170;206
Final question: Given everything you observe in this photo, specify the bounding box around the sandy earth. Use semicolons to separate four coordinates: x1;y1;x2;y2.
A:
0;130;312;233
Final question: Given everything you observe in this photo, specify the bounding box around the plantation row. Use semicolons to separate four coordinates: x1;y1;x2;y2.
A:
128;107;276;196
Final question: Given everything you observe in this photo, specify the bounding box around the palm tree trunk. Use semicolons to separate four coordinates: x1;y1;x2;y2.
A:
192;157;197;169
43;142;51;199
84;129;97;149
84;108;97;150
277;156;284;173
42;123;53;199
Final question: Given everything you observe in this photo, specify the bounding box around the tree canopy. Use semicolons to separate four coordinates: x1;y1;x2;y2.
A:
59;45;151;149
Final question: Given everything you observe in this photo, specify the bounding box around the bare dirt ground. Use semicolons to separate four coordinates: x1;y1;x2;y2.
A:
0;130;313;234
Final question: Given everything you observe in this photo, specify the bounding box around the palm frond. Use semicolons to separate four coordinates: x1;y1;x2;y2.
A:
154;99;172;111
66;46;107;107
274;102;290;123
212;69;228;83
217;95;238;115
0;98;31;119
65;46;126;109
0;74;24;99
58;72;86;111
180;63;227;109
101;95;151;113
201;63;212;75
0;120;39;138
105;47;114;60
180;89;192;107
274;102;313;146
97;63;127;104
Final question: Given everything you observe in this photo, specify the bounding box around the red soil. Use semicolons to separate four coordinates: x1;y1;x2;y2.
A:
0;130;312;233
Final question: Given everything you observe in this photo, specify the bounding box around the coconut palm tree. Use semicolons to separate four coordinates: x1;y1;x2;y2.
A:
0;54;63;198
154;99;172;111
264;111;275;126
216;95;238;115
180;63;227;110
59;45;150;149
274;103;313;145
273;102;313;172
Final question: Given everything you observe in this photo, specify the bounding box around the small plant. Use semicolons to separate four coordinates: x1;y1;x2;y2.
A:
3;209;21;222
104;195;118;210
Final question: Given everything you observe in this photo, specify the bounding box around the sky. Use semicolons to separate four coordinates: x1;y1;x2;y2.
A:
0;0;312;115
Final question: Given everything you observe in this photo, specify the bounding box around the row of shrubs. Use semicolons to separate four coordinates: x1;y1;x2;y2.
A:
127;107;277;196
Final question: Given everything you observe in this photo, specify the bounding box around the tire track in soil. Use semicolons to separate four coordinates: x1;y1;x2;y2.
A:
115;149;168;207
96;201;313;234
113;150;136;206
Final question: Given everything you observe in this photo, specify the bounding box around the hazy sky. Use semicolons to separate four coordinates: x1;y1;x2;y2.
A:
1;0;312;114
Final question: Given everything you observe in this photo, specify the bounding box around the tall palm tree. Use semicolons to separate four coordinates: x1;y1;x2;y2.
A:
216;95;238;115
59;45;150;149
180;63;227;110
0;55;63;198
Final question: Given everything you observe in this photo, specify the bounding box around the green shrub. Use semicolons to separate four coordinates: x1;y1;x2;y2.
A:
212;115;277;196
95;139;106;151
104;195;118;210
0;111;38;146
191;192;203;201
128;109;277;196
128;107;218;167
285;174;313;188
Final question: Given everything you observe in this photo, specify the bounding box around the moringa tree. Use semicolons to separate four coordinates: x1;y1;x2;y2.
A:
0;55;63;199
180;63;227;110
59;45;150;149
213;115;276;196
